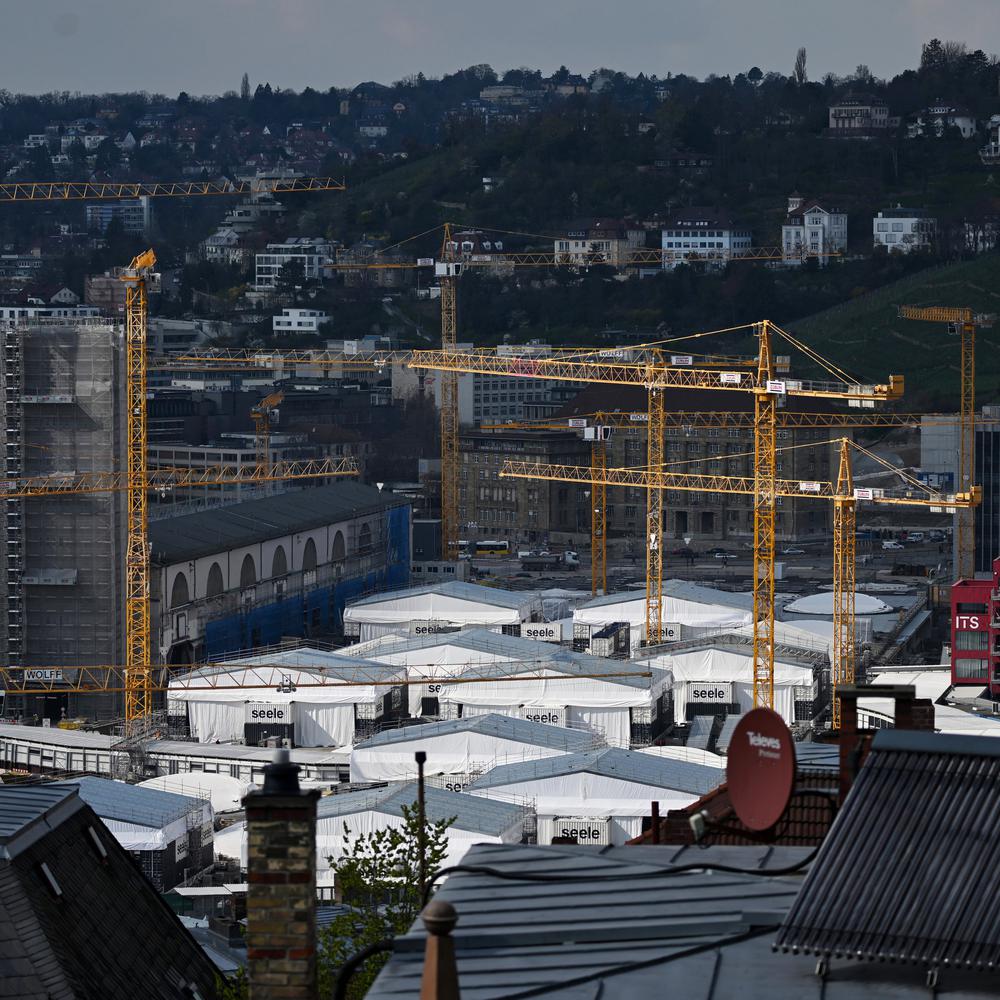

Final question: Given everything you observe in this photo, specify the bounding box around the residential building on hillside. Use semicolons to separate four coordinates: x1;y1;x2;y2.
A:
979;114;1000;165
873;207;936;253
781;193;847;263
254;237;334;290
554;218;646;268
199;226;248;265
84;196;152;235
828;92;891;133
661;207;752;269
273;307;329;335
908;100;977;139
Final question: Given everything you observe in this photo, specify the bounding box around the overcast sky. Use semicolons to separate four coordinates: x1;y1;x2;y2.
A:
1;1;996;97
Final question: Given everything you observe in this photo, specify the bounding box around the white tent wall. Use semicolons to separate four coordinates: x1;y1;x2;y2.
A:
574;592;752;653
349;732;568;783
187;701;245;743
638;648;814;726
102;816;191;852
470;772;706;845
567;706;630;746
137;773;254;813
294;703;357;747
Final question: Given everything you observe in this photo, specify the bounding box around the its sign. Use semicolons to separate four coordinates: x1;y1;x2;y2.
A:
542;815;611;845
518;707;567;726
23;669;63;682
567;418;588;428
798;481;822;494
521;623;560;642
955;615;982;629
854;488;874;500
719;372;742;385
766;380;787;395
670;354;694;366
417;257;435;267
686;681;732;703
245;703;290;725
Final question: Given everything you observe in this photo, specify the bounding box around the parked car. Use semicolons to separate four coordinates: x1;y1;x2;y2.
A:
881;540;904;550
781;546;806;555
905;531;925;544
713;551;732;560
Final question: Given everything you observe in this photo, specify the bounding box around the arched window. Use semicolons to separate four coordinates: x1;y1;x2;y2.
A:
358;523;373;555
331;530;346;562
302;537;317;572
169;572;190;609
271;545;288;578
205;562;224;598
239;553;257;588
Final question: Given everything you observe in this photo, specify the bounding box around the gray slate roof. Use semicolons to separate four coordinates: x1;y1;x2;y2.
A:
0;784;83;858
317;781;524;836
467;747;723;796
149;481;405;564
354;714;597;752
193;649;406;684
365;842;810;1000
346;581;534;613
56;776;206;830
367;841;996;999
0;723;119;750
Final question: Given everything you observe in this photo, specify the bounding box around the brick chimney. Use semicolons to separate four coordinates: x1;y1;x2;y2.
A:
244;749;320;1000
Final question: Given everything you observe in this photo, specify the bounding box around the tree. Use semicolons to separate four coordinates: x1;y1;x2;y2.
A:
793;47;808;86
240;72;251;102
747;66;763;86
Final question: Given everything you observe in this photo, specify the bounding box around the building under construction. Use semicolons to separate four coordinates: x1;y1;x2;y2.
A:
1;317;126;722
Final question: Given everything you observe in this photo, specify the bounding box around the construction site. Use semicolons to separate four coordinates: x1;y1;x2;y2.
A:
0;182;999;999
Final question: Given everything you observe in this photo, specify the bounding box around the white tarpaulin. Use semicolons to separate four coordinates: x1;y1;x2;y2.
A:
574;590;751;651
729;619;834;659
341;637;520;717
350;728;570;783
168;662;402;747
638;647;814;726
294;703;356;747
137;773;255;814
567;706;630;747
783;591;891;616
344;583;533;628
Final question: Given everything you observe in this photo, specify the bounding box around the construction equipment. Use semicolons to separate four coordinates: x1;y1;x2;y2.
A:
408;321;904;710
897;305;993;579
498;437;978;723
120;251;156;731
0;176;345;202
251;391;284;476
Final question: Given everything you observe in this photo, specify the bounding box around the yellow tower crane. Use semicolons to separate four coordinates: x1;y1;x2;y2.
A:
897;305;993;580
498;436;977;719
408;322;904;709
251;390;285;477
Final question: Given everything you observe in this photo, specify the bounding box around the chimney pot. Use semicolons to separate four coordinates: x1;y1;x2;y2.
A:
421;899;458;937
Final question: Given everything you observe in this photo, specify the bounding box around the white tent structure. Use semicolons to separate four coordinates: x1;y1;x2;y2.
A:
136;772;255;814
467;747;722;844
636;645;816;727
729;618;835;659
349;713;599;784
636;745;725;768
343;581;541;643
783;592;892;616
341;628;576;718
434;650;672;747
574;582;753;653
213;781;528;872
167;650;406;747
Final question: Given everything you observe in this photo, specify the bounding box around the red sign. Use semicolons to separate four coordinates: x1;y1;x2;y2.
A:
726;707;796;831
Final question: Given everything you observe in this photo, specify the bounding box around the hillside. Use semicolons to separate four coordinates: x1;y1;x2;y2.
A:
788;254;1000;410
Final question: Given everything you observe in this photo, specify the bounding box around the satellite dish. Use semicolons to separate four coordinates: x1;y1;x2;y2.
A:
726;708;796;831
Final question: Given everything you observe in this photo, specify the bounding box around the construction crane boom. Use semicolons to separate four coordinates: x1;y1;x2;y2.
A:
0;176;346;203
0;457;357;499
251;391;285;477
411;324;904;710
